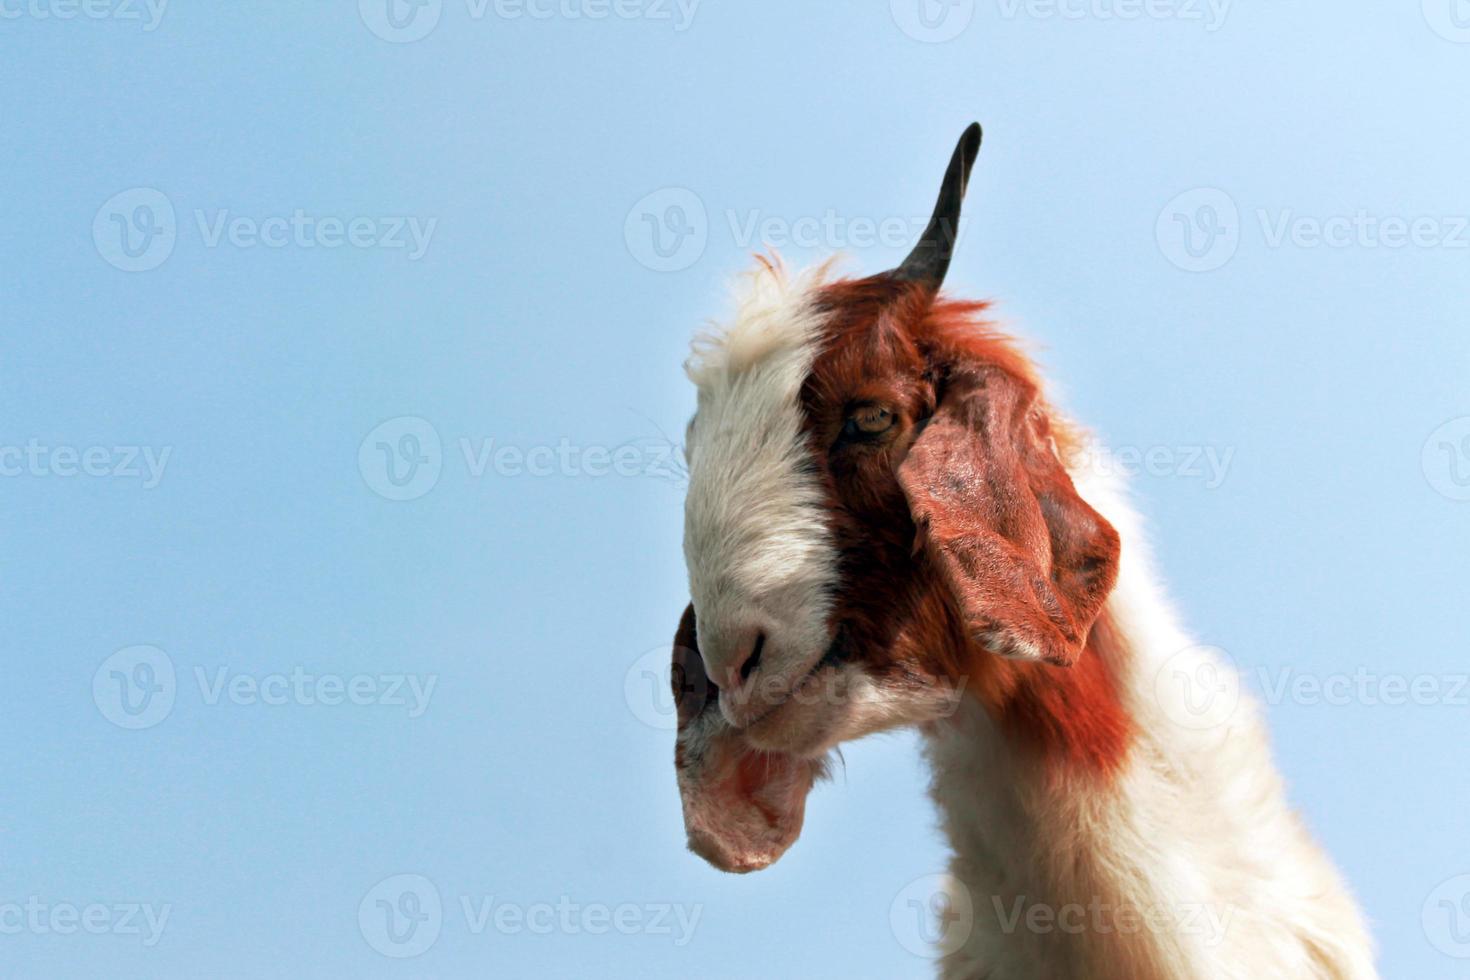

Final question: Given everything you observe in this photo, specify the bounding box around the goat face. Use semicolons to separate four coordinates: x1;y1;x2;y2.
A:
672;125;1123;873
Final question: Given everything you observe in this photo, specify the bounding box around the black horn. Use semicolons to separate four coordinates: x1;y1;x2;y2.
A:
893;122;982;289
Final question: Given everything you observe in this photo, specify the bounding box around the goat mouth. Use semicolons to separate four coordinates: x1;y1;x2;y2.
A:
732;628;855;732
785;627;854;693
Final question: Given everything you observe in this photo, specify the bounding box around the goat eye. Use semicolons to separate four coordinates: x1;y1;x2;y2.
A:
849;405;895;436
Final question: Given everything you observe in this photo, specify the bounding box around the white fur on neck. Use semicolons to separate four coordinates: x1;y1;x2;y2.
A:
921;461;1378;980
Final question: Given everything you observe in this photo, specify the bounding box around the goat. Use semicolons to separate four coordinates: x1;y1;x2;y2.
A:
667;125;1377;979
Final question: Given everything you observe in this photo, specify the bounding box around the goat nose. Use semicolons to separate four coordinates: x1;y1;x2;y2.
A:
716;630;766;693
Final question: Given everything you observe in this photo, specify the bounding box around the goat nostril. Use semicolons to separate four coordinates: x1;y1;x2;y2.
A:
740;633;765;683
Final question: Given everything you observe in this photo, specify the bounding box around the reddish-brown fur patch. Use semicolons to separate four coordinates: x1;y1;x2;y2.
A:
800;274;1132;775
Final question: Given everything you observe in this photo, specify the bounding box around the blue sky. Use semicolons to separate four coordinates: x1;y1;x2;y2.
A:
2;2;1468;977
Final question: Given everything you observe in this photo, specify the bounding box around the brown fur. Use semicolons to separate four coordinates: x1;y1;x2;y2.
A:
796;273;1131;774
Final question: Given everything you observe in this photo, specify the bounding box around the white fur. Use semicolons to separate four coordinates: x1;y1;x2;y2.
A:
922;456;1378;980
682;260;840;723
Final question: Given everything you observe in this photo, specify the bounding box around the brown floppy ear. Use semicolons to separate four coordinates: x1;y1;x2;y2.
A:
897;365;1120;667
671;604;823;873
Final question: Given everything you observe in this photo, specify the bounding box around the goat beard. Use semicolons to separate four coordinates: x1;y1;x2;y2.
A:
675;707;829;873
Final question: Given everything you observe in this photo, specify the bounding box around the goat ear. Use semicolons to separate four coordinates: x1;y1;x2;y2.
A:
893;122;982;290
896;367;1119;667
671;604;822;873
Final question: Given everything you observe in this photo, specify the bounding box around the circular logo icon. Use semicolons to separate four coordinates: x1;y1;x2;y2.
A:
624;642;710;731
93;645;177;730
359;0;442;43
889;873;974;959
93;188;177;273
1423;874;1470;958
890;0;976;43
359;874;442;958
1155;188;1240;273
359;417;442;501
1423;0;1470;42
1154;644;1241;731
624;188;708;272
1422;417;1470;501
